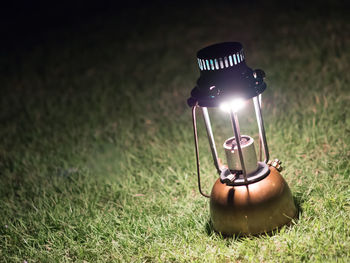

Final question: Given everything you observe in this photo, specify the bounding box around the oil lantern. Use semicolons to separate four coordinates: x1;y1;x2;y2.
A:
187;42;297;236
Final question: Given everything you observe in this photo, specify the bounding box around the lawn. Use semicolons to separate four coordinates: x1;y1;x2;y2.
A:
0;1;349;262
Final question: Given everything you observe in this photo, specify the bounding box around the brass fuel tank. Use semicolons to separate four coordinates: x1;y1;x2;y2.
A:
210;166;297;236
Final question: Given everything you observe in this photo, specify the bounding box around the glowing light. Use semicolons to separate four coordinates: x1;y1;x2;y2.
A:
219;98;246;113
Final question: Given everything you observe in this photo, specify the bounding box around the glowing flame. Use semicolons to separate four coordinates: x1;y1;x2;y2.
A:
219;98;246;113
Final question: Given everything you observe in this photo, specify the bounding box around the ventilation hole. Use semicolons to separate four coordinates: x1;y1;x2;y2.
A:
198;59;202;70
237;53;241;63
224;57;229;67
233;54;237;65
214;59;219;70
229;55;233;66
219;58;224;68
210;59;214;70
203;59;206;70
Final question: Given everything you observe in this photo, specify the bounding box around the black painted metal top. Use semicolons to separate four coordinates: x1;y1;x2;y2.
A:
187;42;267;107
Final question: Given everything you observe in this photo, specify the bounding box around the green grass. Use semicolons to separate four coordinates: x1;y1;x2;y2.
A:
1;2;350;262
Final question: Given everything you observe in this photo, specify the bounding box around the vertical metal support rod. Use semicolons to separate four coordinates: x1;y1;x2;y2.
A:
258;94;263;161
230;111;248;184
192;106;210;198
253;96;270;163
258;93;262;106
202;107;221;174
258;135;263;162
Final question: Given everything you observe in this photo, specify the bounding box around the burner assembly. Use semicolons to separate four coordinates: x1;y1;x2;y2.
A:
187;42;297;235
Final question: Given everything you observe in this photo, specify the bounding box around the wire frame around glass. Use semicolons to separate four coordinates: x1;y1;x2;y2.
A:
191;94;270;198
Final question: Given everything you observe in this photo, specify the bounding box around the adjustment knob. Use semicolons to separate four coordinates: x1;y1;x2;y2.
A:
268;159;283;172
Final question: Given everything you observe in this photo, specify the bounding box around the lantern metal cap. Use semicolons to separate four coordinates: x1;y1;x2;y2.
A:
196;42;245;71
188;42;267;107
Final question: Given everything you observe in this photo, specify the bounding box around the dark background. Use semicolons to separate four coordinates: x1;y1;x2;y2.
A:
2;0;349;50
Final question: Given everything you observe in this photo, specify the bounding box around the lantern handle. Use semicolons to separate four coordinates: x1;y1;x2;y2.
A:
192;105;210;198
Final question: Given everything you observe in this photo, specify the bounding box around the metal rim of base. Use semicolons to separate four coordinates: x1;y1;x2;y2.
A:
220;161;270;186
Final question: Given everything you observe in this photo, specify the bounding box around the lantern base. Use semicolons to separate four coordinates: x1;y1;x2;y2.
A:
210;166;297;236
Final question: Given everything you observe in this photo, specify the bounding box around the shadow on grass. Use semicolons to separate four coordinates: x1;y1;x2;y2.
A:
293;193;305;215
204;194;303;241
